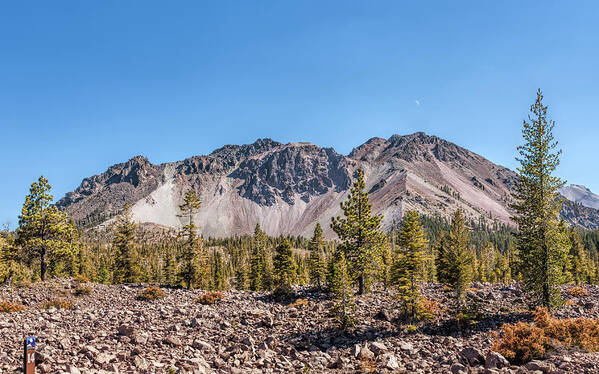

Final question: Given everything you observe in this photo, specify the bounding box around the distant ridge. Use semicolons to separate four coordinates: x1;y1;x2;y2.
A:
56;133;599;236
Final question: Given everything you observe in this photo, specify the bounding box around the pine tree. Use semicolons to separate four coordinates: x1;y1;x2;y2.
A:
331;168;385;295
393;210;428;319
111;205;142;284
436;209;474;315
162;249;177;285
308;223;326;289
250;223;266;290
568;228;591;285
16;176;79;281
177;189;206;289
380;240;393;290
328;249;355;329
273;239;296;297
511;89;569;310
210;249;228;290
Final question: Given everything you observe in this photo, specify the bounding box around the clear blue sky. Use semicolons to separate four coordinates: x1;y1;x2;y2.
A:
1;1;598;228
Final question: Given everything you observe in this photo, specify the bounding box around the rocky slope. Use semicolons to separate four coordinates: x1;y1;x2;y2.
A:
56;133;599;236
2;279;599;373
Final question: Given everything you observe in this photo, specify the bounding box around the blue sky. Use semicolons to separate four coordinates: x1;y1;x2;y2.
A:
1;1;598;228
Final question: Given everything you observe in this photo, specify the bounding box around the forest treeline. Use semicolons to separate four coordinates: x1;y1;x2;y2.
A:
2;89;599;326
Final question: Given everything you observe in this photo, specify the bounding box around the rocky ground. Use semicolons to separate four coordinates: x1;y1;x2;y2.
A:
1;280;599;373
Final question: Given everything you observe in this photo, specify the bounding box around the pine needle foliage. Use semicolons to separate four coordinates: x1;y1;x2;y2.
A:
16;176;80;281
308;223;327;289
436;209;474;315
111;205;142;284
511;89;569;310
177;189;206;289
331;168;385;295
393;210;428;319
328;249;355;330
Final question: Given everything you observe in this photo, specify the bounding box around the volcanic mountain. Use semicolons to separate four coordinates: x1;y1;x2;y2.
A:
56;133;599;237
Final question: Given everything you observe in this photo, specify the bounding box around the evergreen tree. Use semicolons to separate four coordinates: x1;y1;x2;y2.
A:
111;205;142;284
210;249;228;290
177;189;206;289
16;176;79;281
568;228;591;285
511;89;569;310
162;249;177;285
308;223;326;289
249;223;266;290
393;210;428;319
331;168;385;295
436;210;474;315
273;239;296;293
328;249;355;329
380;240;393;290
234;259;249;290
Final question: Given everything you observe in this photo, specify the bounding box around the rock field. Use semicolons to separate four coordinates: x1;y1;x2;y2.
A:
1;279;599;373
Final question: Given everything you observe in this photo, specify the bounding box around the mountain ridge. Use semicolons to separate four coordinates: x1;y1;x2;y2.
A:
56;133;599;236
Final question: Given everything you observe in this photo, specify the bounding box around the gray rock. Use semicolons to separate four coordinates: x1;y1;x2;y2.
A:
485;351;509;369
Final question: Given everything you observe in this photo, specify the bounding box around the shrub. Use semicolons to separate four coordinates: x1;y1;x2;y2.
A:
73;274;89;283
492;308;599;364
271;284;294;302
196;291;224;305
416;297;444;321
41;299;73;310
0;300;25;313
136;286;166;301
567;286;588;297
289;298;309;309
73;284;93;296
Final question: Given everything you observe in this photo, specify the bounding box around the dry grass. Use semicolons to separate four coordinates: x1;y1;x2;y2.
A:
0;300;25;313
196;291;224;305
289;298;309;308
567;286;588;297
41;299;73;310
73;284;93;296
136;286;166;301
73;274;89;283
492;308;599;364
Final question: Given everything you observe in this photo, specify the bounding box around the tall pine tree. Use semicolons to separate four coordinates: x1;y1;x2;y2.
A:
393;210;428;319
436;210;473;315
511;89;569;310
111;205;142;284
177;189;206;289
331;168;385;295
308;223;326;289
16;176;79;281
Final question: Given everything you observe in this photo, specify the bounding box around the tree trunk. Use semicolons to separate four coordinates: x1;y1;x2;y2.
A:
358;274;364;295
40;248;47;281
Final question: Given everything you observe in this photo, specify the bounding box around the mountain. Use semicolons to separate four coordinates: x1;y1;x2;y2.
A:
560;184;599;210
56;133;599;236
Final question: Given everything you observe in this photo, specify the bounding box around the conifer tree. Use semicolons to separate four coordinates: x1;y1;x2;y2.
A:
111;205;142;284
177;189;206;289
493;248;511;284
328;249;355;329
380;240;393;290
511;89;569;310
273;239;296;293
393;210;428;318
436;209;474;314
234;260;249;290
16;176;79;281
249;223;267;290
568;228;591;285
162;249;177;285
308;223;326;289
210;249;228;290
331;168;385;295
